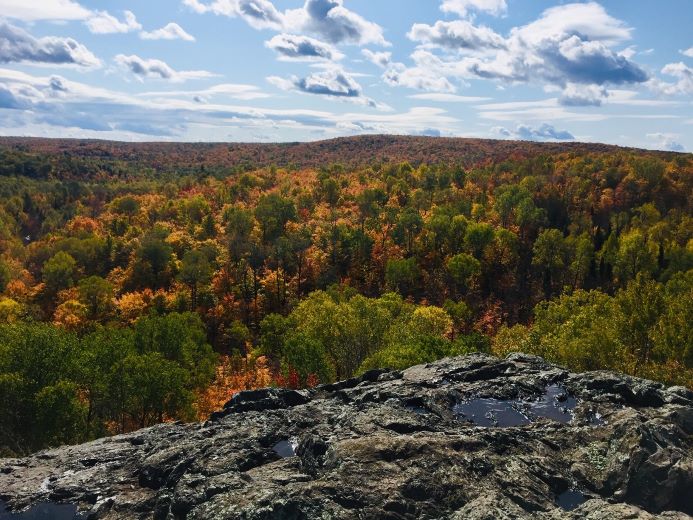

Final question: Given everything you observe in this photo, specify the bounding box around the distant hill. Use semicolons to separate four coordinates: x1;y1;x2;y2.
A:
0;135;682;174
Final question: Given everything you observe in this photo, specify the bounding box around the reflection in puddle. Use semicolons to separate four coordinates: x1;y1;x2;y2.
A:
272;439;297;458
453;398;531;427
453;385;577;427
0;501;83;519
556;489;588;511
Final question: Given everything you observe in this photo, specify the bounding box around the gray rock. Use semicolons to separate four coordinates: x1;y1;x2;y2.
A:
0;354;691;519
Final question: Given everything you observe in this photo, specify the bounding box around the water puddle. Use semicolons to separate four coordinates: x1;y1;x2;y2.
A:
272;439;297;458
453;384;577;427
0;501;84;519
556;489;588;511
453;398;531;427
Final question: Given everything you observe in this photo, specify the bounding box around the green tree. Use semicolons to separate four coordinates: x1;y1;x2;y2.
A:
78;275;114;320
614;230;656;284
34;381;87;447
0;259;10;293
615;274;664;369
224;206;255;262
395;208;423;255
359;333;488;372
532;229;567;298
446;253;481;294
464;222;494;259
178;250;212;309
133;312;216;389
43;251;77;293
385;257;420;296
255;194;296;243
652;271;693;369
134;229;173;288
281;333;335;385
257;313;292;360
566;234;594;289
117;352;193;428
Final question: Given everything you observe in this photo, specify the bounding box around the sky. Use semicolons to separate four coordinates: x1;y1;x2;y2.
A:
0;0;691;150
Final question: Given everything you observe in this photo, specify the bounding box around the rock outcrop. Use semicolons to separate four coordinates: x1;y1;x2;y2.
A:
1;354;692;519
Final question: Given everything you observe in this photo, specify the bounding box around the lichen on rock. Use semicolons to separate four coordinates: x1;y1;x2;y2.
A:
1;354;692;519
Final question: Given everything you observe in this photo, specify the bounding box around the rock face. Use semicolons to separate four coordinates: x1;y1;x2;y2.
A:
1;354;692;519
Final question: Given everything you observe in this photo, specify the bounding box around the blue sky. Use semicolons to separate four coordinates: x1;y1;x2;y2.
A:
0;0;691;150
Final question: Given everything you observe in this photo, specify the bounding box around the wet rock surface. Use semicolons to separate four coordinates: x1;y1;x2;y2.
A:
1;353;692;519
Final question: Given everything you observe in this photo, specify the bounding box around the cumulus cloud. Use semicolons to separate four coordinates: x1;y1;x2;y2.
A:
440;0;507;18
418;128;442;137
647;132;685;152
268;67;379;107
140;23;196;41
652;62;693;95
0;22;101;68
493;123;574;141
394;2;647;98
362;49;392;68
185;0;387;46
408;20;505;51
115;54;215;82
0;83;31;109
1;0;91;21
559;83;609;106
384;65;455;93
265;34;342;61
183;0;284;30
86;10;141;34
383;50;460;92
284;0;388;46
681;47;693;58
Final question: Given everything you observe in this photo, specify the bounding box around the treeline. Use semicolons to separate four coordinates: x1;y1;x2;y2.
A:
0;143;691;453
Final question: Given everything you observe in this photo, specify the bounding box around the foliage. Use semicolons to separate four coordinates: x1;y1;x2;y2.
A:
492;272;693;387
0;137;690;453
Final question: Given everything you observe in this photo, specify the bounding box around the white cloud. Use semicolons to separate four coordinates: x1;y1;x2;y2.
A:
183;0;284;30
646;132;685;152
265;34;342;61
0;67;459;140
140;23;196;42
86;10;141;34
681;47;693;58
383;50;462;92
0;22;101;68
651;62;693;95
388;2;650;105
284;0;388;46
114;54;215;82
0;0;91;21
408;20;505;51
184;0;388;46
440;0;507;18
559;83;609;106
268;67;380;107
362;49;392;68
492;123;574;141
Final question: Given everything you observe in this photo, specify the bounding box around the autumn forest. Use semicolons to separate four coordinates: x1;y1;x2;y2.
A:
0;136;691;455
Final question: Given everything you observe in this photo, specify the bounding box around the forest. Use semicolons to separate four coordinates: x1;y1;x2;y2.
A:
0;136;690;455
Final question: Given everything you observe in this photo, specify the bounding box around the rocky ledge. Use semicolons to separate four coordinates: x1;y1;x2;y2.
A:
1;354;692;519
